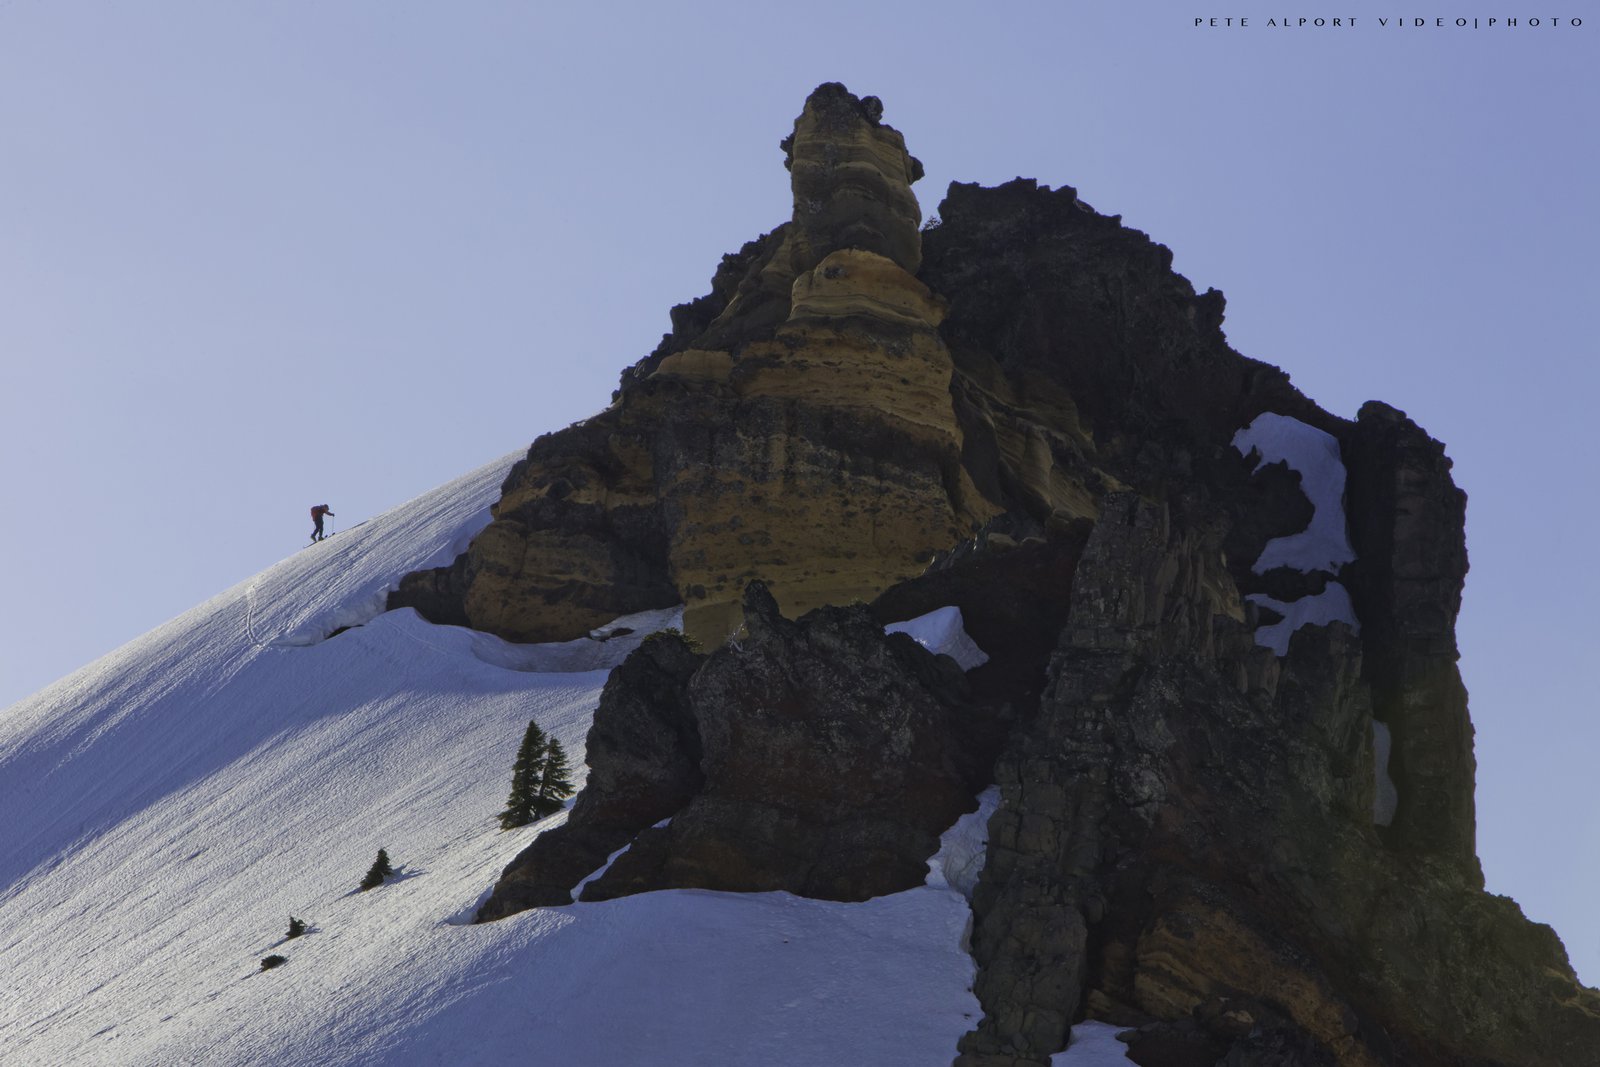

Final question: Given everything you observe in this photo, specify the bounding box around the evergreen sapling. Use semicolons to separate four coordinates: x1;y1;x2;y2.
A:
498;720;550;829
359;848;393;891
531;737;575;819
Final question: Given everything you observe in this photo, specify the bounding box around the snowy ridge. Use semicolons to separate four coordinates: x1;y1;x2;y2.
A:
0;451;991;1066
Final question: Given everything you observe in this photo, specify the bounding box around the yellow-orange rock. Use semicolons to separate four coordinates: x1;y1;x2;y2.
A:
1129;900;1382;1067
390;82;998;647
671;250;996;645
783;82;925;275
649;348;733;383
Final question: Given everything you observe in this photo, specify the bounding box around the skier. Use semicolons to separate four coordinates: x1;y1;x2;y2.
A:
310;504;335;542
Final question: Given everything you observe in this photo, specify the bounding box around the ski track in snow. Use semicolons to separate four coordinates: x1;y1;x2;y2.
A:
0;449;1002;1067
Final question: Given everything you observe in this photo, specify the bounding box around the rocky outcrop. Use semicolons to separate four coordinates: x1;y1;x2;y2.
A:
414;84;1597;1067
954;491;1600;1067
1341;401;1477;875
391;82;995;648
475;632;705;921
782;82;925;276
478;581;991;919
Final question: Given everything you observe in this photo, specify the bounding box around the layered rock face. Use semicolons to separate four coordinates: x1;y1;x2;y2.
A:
405;85;1599;1066
391;83;994;648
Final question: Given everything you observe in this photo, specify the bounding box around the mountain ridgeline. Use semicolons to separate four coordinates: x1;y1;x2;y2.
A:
390;84;1598;1066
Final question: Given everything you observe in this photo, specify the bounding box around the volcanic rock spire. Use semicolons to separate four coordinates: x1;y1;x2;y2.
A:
782;81;926;275
390;83;994;647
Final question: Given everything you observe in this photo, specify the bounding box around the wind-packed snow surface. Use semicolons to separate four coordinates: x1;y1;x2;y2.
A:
0;452;997;1066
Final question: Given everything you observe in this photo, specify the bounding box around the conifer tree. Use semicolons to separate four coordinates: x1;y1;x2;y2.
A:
359;848;393;891
531;737;575;820
498;720;550;829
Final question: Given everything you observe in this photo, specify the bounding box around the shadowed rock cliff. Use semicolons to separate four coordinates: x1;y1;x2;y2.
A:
400;84;1597;1067
477;580;992;920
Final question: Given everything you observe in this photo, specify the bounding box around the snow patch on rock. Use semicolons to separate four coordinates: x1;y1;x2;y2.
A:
886;606;990;671
925;786;1000;899
467;605;686;674
1373;721;1398;827
1051;1020;1137;1064
1234;414;1362;657
1246;583;1361;656
1233;413;1355;575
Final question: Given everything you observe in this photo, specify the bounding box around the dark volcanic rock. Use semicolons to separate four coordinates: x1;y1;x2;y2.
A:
923;179;1326;470
1120;1019;1232;1067
593;582;986;900
614;225;792;396
480;581;993;913
871;516;1092;723
475;632;704;922
1341;400;1477;875
955;493;1600;1067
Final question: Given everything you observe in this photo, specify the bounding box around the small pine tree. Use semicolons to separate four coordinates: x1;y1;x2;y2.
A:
498;720;551;829
260;954;288;970
530;737;575;820
359;848;393;891
286;916;307;939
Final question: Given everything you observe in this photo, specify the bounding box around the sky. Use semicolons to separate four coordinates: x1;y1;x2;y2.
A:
1;0;1595;982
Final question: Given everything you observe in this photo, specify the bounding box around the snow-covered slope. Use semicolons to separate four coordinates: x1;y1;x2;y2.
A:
2;452;1131;1066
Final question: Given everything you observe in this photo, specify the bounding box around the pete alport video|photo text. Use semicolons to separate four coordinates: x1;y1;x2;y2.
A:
1194;16;1582;28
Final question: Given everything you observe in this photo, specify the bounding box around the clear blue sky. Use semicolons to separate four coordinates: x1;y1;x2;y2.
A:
2;1;1594;983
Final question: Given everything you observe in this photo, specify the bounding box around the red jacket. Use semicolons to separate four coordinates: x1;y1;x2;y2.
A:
311;505;333;521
